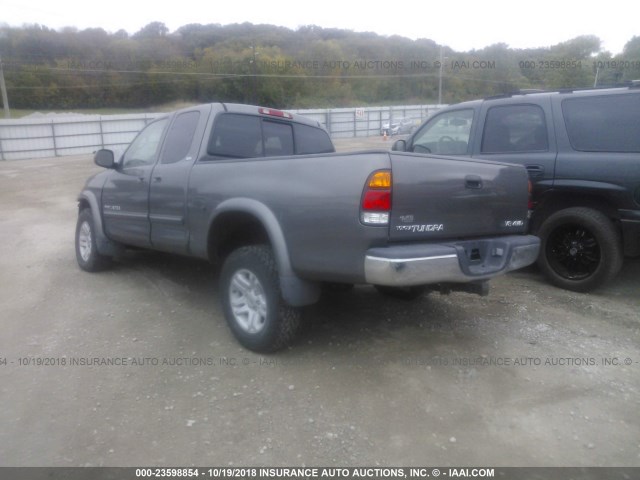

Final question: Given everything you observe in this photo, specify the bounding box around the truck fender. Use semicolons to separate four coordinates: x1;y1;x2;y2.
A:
211;198;321;307
77;191;121;257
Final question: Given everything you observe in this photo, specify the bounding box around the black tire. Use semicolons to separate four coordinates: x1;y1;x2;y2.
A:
220;245;301;352
536;207;623;292
374;285;427;301
75;209;112;272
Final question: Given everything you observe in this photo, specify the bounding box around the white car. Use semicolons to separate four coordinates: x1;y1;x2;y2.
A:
381;118;419;136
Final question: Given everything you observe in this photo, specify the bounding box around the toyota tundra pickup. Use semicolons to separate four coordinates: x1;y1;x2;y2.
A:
76;103;540;352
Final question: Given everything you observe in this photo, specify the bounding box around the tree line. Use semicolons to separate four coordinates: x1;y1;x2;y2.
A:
1;22;639;110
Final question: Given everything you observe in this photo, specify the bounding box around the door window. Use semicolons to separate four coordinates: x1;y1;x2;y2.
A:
161;111;201;164
412;109;473;155
481;105;548;153
122;119;168;168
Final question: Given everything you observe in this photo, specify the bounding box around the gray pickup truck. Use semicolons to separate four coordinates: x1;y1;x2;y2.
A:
76;103;539;352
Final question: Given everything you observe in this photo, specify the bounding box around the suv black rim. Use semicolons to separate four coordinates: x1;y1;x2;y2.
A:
546;224;600;280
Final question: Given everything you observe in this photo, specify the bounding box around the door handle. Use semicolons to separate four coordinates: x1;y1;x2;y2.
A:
153;176;162;183
525;165;544;177
465;175;483;189
137;177;145;183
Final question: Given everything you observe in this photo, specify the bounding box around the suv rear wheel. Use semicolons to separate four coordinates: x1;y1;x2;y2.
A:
537;207;623;292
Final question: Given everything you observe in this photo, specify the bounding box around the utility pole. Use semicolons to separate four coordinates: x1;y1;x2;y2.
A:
0;55;10;118
250;43;258;104
438;47;444;105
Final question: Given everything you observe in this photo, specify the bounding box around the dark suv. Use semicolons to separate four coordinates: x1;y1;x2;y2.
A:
393;84;640;291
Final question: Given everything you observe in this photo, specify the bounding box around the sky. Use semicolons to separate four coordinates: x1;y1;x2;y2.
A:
1;0;638;54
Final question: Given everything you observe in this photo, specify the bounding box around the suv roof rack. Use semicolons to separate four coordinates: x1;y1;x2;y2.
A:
484;89;547;100
484;82;639;100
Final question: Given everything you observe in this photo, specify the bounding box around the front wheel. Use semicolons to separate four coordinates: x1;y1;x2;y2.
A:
75;209;111;272
220;245;301;352
536;207;623;292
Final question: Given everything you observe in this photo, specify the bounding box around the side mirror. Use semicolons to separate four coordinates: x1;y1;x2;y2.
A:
391;139;407;152
94;149;115;169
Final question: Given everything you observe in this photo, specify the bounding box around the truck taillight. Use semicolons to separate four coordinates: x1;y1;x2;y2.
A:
361;170;391;225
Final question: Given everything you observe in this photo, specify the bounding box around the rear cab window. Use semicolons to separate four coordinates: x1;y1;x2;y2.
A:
206;112;333;160
294;123;335;154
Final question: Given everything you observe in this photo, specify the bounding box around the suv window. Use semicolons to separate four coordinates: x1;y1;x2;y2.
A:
294;123;334;154
161;111;200;164
412;109;473;155
208;114;263;158
122;118;168;168
562;93;640;153
482;104;548;153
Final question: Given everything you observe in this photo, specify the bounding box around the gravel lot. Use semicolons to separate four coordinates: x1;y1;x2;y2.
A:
0;136;638;467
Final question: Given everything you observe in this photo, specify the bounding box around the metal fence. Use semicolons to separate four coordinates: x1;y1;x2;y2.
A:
291;105;443;139
0;104;443;161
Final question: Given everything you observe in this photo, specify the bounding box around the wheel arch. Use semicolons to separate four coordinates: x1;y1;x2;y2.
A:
207;198;320;307
531;191;621;233
77;191;120;256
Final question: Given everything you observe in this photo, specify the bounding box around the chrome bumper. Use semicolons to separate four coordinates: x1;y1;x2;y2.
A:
364;235;540;287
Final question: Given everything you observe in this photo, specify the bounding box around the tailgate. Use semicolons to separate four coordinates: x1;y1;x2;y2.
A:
389;153;530;241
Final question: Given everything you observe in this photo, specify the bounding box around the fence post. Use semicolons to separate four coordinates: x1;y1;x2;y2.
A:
325;109;332;136
353;110;357;138
99;116;105;149
0;127;4;161
51;120;58;157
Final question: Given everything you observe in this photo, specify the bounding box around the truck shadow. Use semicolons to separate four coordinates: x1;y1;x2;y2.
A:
104;249;640;353
108;249;480;350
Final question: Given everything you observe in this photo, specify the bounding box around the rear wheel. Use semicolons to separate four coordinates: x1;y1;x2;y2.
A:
536;207;623;292
220;245;301;352
75;209;111;272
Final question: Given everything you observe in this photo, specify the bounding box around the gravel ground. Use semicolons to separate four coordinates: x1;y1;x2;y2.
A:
0;138;638;467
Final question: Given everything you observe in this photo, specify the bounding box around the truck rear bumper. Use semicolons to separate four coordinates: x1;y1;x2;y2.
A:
364;235;540;287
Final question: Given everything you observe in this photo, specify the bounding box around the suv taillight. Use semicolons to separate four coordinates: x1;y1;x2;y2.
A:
528;180;534;210
361;170;391;225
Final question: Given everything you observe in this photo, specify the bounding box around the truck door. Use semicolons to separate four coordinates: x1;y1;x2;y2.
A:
471;98;557;198
149;105;211;253
101;118;169;247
